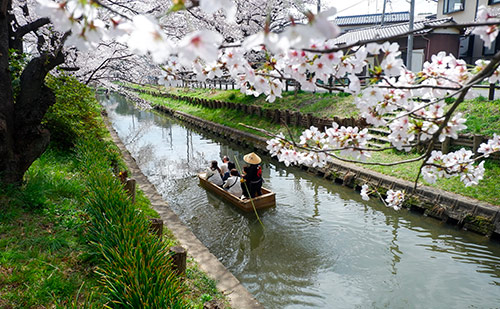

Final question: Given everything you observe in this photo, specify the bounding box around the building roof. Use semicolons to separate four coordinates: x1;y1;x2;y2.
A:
334;11;410;26
333;17;458;46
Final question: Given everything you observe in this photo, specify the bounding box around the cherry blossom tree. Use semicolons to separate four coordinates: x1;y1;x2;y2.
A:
3;0;500;211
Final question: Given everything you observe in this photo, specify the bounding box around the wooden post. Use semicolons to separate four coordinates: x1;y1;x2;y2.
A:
306;113;313;127
219;80;222;89
149;218;164;237
274;109;281;123
285;81;289;92
232;81;235;89
285;110;291;125
473;134;483;157
125;178;136;203
225;82;228;90
489;83;495;101
441;137;450;154
169;246;187;276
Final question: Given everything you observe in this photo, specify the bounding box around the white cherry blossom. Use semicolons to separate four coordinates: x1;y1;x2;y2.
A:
385;190;405;210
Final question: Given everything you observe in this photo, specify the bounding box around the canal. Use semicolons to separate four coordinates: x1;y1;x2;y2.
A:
101;93;500;308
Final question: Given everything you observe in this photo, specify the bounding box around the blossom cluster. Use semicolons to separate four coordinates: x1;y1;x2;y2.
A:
422;149;485;187
266;122;372;167
385;190;405;211
360;184;405;211
472;5;500;48
34;0;500;209
478;133;500;157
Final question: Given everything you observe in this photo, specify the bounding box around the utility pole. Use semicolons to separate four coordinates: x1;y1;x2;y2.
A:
381;0;387;26
407;0;415;71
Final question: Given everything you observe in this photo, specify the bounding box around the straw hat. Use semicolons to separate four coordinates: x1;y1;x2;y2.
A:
243;152;261;164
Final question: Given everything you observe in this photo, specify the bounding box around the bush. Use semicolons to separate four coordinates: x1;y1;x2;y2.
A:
44;75;104;148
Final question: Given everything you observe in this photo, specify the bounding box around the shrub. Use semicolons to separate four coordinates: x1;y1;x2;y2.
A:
44;75;104;148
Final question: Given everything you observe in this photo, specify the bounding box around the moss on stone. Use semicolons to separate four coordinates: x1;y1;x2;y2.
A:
463;215;495;236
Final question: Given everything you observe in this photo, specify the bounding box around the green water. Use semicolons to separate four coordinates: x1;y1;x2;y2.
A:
102;93;500;308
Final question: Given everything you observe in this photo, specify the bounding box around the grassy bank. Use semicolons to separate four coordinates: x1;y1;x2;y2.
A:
140;92;305;139
0;76;227;307
134;84;358;119
135;85;500;137
136;89;500;206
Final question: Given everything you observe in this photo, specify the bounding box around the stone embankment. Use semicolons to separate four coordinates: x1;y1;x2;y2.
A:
148;101;500;239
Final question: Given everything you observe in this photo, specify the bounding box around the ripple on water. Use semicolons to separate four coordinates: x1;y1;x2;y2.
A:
103;95;500;309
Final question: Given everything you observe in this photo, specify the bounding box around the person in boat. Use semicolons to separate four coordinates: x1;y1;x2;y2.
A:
223;169;243;197
220;156;229;177
206;160;223;186
222;161;239;181
241;152;263;198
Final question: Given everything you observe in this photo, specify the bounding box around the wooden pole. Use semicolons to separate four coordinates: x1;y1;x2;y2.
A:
149;218;164;237
169;246;187;276
441;137;450;154
473;135;483;157
489;83;495;100
124;178;136;203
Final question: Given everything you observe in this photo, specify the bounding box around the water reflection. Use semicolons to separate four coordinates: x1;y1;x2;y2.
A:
101;92;500;308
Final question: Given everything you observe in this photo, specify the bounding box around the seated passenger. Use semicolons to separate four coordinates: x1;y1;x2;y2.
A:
222;161;239;181
223;169;243;198
205;160;223;186
220;156;229;176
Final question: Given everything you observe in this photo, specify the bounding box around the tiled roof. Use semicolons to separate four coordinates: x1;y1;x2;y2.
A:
334;11;410;26
333;17;457;46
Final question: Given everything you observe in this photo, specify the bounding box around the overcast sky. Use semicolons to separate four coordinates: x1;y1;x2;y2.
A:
321;0;438;17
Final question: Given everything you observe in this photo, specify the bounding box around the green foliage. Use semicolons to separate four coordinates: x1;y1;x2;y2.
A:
44;75;105;149
184;261;227;308
8;49;29;100
2;76;225;307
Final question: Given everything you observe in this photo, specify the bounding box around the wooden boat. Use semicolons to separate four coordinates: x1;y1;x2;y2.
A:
198;173;276;212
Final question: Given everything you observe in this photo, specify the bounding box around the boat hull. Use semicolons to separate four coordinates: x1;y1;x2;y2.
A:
198;173;276;212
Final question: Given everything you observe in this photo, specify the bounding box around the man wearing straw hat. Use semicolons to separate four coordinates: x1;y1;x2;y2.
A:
241;152;263;199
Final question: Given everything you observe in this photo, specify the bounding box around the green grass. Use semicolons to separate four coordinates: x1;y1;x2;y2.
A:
135;85;358;119
0;148;103;308
457;96;500;136
141;92;305;139
184;259;229;308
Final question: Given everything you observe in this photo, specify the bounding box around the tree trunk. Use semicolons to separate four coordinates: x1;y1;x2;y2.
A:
0;1;64;185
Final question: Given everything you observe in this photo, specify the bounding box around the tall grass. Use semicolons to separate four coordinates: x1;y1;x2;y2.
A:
77;139;187;307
